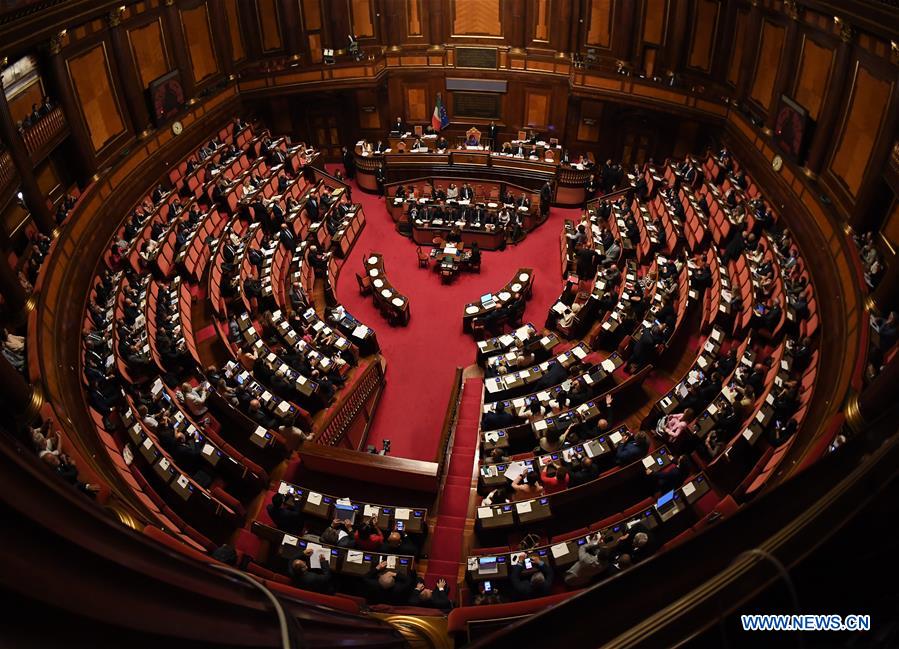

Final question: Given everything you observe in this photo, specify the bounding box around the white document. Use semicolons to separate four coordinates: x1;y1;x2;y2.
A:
682;482;697;497
572;346;587;359
282;534;298;546
504;461;528;481
346;550;364;564
602;359;616;372
395;508;411;521
642;456;655;469
278;482;291;495
477;506;493;518
550;542;569;559
515;500;533;514
363;504;379;518
306;491;322;506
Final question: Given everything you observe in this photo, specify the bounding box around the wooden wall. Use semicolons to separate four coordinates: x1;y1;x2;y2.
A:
0;0;896;269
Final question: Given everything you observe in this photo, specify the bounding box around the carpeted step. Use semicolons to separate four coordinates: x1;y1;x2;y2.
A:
434;514;467;528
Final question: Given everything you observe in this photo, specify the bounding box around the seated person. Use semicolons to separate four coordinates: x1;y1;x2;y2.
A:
408;577;453;610
354;517;384;551
364;560;413;604
288;550;335;594
615;431;649;465
482;401;519;430
509;552;554;600
267;492;305;534
564;535;610;588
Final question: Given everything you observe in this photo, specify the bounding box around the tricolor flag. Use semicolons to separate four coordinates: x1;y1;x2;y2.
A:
432;93;449;131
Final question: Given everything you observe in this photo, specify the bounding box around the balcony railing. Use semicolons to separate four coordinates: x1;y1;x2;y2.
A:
0;149;16;199
22;105;67;159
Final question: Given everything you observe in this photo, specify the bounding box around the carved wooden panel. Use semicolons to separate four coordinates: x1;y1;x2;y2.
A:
830;64;893;197
224;0;246;62
181;4;218;83
351;0;374;38
688;0;718;71
586;0;612;48
727;8;748;85
407;0;422;36
750;21;786;109
405;86;428;122
452;0;502;37
643;0;666;46
793;36;833;121
67;43;125;152
308;33;322;63
524;89;550;128
301;0;322;30
127;18;170;89
256;0;283;52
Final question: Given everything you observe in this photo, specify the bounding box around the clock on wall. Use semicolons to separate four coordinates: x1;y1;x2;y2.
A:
171;121;183;136
773;95;809;162
772;155;783;172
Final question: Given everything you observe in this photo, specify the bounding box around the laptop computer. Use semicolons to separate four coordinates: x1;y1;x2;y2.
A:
478;556;499;575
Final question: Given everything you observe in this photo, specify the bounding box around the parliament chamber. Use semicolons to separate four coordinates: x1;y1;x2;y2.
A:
1;0;899;647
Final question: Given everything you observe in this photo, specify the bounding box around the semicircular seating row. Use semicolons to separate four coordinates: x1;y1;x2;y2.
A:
450;149;821;617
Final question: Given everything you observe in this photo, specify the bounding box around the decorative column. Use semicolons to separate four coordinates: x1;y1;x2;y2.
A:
0;72;56;235
107;7;150;136
278;0;302;60
803;20;854;178
765;1;801;132
0;346;42;424
162;0;196;102
208;0;235;78
0;253;30;323
427;0;444;50
846;351;899;434
510;0;527;52
44;33;97;182
736;0;763;102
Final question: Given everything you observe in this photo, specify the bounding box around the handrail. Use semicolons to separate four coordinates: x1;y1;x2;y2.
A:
464;414;899;648
434;366;464;478
207;564;294;649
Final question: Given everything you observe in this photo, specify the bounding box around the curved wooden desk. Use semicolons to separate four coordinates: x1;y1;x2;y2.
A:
354;145;592;206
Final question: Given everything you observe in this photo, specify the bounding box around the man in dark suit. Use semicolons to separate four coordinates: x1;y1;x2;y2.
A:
392;116;405;134
306;192;320;222
279;223;296;248
267;492;305;533
516;193;531;209
509;553;553;600
482;401;519;430
408;578;453;609
364;561;412;604
487;121;498;150
288;553;335;594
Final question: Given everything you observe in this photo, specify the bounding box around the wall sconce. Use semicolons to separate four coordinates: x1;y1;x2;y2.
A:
323;49;335;65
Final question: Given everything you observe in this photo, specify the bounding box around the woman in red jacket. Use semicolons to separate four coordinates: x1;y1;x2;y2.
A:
354;517;384;551
540;462;570;494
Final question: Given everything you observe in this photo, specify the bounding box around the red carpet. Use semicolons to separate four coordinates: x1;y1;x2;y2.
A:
330;165;582;460
423;377;483;586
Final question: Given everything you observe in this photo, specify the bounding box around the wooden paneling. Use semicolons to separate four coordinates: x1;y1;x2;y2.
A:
8;78;44;123
256;0;283;52
405;86;428;122
224;0;246;62
883;198;899;255
452;0;502;37
687;0;718;71
301;0;321;30
830;64;893;197
727;9;748;85
127;18;170;89
750;21;786;110
643;0;666;46
181;4;218;83
586;0;612;48
407;0;422;37
524;89;550;128
67;43;125;153
793;36;833;121
351;0;374;38
576;99;603;142
534;0;551;42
